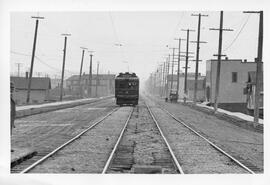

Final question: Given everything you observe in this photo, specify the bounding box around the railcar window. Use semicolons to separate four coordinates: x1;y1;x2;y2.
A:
116;80;138;89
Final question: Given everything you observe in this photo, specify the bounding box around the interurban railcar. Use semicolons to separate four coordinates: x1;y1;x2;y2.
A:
115;72;139;106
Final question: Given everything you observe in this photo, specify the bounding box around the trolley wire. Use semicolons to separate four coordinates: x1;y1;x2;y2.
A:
10;50;77;75
223;14;251;52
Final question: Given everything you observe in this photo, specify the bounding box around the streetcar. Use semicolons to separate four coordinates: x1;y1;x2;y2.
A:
115;72;139;106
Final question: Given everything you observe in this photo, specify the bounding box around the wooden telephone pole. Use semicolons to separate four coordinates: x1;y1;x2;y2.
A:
166;54;170;98
210;11;233;112
191;13;208;103
169;48;177;92
95;61;100;97
181;29;195;103
88;51;94;97
78;47;87;98
243;11;263;123
162;61;166;97
174;38;182;101
15;63;23;77
26;16;44;104
60;33;71;101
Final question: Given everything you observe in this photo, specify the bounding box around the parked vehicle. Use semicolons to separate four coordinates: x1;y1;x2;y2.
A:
169;90;178;102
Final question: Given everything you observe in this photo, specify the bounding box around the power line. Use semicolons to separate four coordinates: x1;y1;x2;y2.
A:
223;14;251;52
34;56;63;72
109;12;120;44
11;50;76;75
11;50;75;75
35;56;75;75
167;12;185;44
11;50;31;57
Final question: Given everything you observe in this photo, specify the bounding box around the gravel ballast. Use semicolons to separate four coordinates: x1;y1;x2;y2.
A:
146;98;249;174
11;99;116;172
29;107;132;173
147;96;263;173
106;103;178;174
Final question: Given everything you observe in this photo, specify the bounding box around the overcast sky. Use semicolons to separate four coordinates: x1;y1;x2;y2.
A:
10;11;259;83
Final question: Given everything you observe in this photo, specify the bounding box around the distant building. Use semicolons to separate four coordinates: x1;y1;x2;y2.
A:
206;58;263;113
10;75;51;105
66;73;115;97
167;73;206;101
51;78;65;89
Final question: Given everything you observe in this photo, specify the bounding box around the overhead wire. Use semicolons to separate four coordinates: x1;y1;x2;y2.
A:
10;50;77;76
108;12;128;71
108;12;121;44
223;14;251;52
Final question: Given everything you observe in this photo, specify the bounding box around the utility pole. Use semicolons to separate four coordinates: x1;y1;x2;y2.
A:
88;51;94;97
191;13;208;104
60;33;71;101
160;64;163;96
78;47;87;98
150;73;153;94
243;11;263;123
174;38;182;101
154;71;157;95
26;16;44;104
95;61;100;97
182;29;195;103
15;63;23;77
169;48;176;92
36;72;41;77
165;55;170;98
162;61;166;97
210;11;233;112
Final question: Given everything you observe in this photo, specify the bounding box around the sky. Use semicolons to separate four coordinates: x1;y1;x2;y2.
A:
10;11;260;84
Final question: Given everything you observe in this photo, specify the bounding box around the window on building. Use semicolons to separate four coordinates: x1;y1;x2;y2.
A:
232;72;237;83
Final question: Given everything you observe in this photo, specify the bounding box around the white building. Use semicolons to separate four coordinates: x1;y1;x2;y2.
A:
206;58;262;112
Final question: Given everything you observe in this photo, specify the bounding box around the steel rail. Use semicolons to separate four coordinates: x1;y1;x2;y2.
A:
102;107;134;174
146;103;184;174
160;106;255;174
20;107;119;174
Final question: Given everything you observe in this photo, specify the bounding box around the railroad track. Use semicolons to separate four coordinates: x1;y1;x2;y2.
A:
143;96;256;174
102;102;184;174
12;107;119;173
13;98;258;174
159;106;256;174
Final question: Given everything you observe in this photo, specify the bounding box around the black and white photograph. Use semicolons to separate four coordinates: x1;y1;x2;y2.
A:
0;0;269;185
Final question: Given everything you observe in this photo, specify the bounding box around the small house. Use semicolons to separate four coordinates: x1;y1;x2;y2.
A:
10;76;51;105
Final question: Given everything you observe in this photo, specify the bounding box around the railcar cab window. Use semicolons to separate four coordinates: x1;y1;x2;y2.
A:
116;80;137;89
128;81;137;88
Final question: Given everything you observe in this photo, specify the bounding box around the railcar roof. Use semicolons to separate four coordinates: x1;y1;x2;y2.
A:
115;77;139;80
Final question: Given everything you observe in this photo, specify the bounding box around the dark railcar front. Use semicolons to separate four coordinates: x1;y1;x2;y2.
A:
115;73;139;106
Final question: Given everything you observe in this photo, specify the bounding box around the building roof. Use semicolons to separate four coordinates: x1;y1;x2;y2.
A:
207;58;258;64
207;58;243;62
10;76;51;90
167;73;204;81
66;74;116;81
